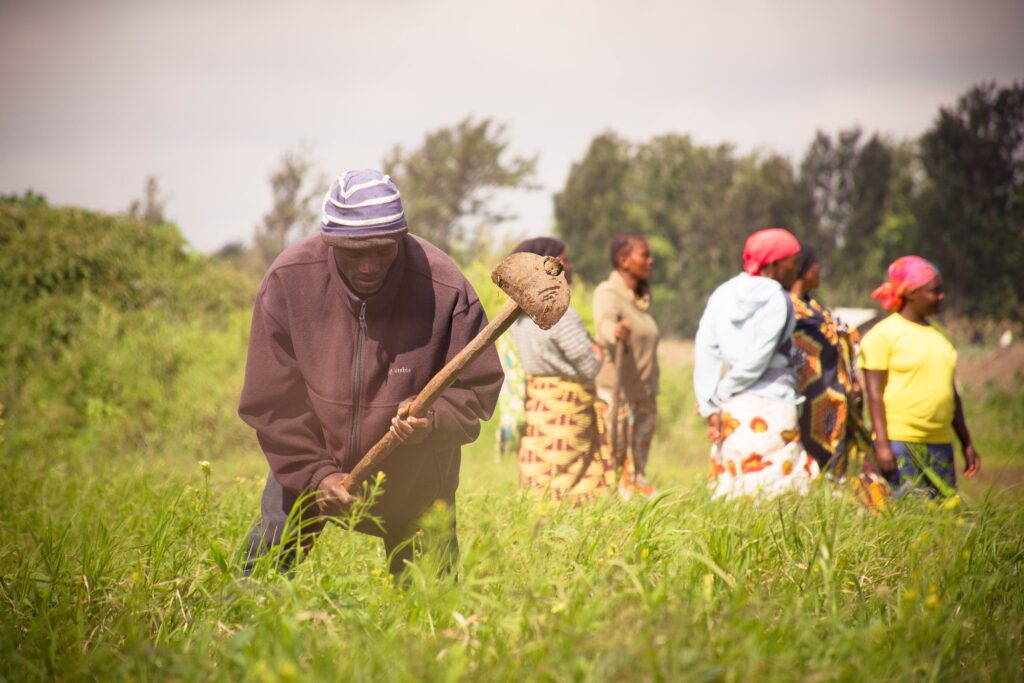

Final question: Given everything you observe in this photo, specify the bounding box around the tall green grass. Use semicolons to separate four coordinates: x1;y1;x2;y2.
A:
966;379;1024;467
3;442;1022;681
3;204;1022;680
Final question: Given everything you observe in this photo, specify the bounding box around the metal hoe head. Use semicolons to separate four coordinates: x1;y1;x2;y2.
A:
491;252;571;329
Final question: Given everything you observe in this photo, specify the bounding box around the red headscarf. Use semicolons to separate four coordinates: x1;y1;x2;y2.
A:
742;228;801;276
870;256;940;311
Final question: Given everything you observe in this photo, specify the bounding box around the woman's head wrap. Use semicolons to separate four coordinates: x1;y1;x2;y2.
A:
795;243;818;279
742;228;801;275
870;256;940;311
321;170;407;238
512;236;565;258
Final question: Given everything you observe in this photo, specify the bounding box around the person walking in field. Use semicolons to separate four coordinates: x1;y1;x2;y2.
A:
858;256;980;497
593;233;660;499
508;237;616;503
787;244;859;473
238;169;503;577
694;228;820;499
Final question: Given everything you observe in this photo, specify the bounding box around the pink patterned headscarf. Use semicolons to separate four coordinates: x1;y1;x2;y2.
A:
870;256;940;311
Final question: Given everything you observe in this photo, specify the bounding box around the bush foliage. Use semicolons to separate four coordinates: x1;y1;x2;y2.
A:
0;196;258;460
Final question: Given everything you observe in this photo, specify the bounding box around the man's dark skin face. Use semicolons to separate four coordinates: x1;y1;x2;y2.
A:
326;236;400;295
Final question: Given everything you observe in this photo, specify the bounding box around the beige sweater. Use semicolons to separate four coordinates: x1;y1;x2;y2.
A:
593;270;660;401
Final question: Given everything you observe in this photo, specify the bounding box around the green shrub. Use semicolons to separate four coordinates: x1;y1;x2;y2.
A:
0;198;257;462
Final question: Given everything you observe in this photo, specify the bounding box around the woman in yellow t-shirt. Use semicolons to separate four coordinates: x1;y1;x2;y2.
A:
858;256;981;497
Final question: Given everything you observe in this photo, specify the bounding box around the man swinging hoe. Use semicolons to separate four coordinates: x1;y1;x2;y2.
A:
238;169;568;577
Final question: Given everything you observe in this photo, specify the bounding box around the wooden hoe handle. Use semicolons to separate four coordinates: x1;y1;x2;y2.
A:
342;298;522;491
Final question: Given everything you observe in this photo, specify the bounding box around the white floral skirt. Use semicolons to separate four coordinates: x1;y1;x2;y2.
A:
709;393;820;499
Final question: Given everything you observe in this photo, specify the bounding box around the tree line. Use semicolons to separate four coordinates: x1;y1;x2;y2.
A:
206;81;1020;336
557;82;1024;334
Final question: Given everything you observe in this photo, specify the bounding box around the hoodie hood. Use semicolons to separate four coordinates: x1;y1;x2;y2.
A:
692;271;799;416
720;272;786;323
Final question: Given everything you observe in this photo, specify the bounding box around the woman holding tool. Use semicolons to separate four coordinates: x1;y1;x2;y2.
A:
593;233;660;499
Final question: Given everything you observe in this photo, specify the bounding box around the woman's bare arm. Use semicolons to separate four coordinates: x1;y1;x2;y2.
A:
952;386;981;478
863;369;897;474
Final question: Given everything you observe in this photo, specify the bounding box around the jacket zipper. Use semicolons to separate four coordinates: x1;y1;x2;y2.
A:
349;301;367;464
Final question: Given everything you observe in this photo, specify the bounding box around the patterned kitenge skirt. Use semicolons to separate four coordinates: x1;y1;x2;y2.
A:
709;393;820;499
519;376;618;503
886;441;956;499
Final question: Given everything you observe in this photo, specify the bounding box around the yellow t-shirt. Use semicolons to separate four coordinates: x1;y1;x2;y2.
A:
857;313;956;443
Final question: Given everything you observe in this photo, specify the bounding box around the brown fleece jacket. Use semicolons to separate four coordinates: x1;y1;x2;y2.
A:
238;234;503;526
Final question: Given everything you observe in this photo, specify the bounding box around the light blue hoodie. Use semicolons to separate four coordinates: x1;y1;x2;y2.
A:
693;272;800;417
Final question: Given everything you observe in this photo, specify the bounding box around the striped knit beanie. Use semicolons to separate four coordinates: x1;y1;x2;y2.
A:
320;169;408;238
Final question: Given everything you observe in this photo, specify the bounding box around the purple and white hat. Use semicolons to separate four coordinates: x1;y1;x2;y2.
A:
320;169;408;238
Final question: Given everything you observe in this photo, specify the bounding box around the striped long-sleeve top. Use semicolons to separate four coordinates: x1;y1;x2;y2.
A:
508;306;600;384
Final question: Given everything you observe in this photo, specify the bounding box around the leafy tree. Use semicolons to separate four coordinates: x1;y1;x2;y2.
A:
873;142;922;270
212;239;253;273
556;133;803;334
252;150;322;268
632;135;744;332
727;153;801;235
383;117;537;254
796;129;899;302
554;83;1023;332
1;190;47;207
915;82;1024;318
214;241;248;259
798;129;862;254
554;132;636;283
843;136;892;268
128;176;167;225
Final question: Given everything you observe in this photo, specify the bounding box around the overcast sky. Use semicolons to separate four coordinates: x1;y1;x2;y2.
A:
2;0;1021;252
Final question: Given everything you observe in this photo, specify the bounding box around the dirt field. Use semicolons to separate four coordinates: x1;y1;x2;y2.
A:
658;337;694;366
957;342;1024;392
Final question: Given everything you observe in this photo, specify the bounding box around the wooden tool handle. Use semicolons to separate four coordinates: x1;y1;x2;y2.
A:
608;338;626;461
343;298;522;491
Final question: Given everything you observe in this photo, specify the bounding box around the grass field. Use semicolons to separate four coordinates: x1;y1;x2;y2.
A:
2;343;1022;681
